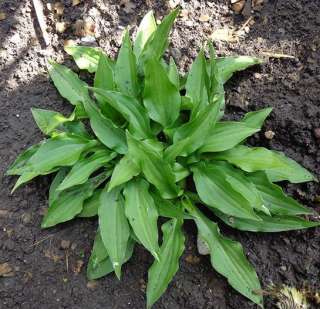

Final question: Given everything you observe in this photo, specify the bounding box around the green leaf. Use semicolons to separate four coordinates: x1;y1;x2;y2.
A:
93;52;121;123
210;161;270;215
212;145;290;172
99;188;130;279
207;42;224;102
183;198;263;306
213;145;316;183
124;178;160;260
78;189;102;218
127;132;180;199
48;61;89;105
199;122;259;153
6;143;41;175
214;210;320;232
140;9;179;63
83;98;127;154
25;135;90;171
31;108;74;135
115;30;139;97
48;168;69;206
248;172;312;215
57;149;116;191
65;46;103;73
12;135;92;191
87;231;113;280
185;50;209;117
192;162;261;221
216;56;263;83
90;89;152;139
134;10;157;59
147;218;185;308
87;231;135;280
265;155;317;183
152;191;191;219
242;107;273;129
60;121;91;139
108;155;140;192
173;162;190;182
168;57;180;89
165;99;222;160
143;58;181;128
94;52;115;91
42;173;107;228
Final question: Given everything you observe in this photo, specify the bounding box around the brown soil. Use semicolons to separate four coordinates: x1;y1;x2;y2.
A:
1;1;320;308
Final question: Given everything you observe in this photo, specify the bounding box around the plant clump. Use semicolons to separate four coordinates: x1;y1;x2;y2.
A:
7;9;319;308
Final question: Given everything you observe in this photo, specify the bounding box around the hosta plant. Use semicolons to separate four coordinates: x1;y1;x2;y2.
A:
8;9;319;308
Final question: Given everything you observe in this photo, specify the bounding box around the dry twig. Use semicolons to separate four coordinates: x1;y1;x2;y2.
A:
32;0;50;46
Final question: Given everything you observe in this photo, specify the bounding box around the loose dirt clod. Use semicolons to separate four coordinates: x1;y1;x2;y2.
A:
185;254;200;264
313;128;320;139
0;11;6;20
0;263;14;277
60;240;71;249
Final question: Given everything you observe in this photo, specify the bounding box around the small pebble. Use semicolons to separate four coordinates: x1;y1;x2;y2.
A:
87;280;98;289
265;130;275;140
21;213;32;224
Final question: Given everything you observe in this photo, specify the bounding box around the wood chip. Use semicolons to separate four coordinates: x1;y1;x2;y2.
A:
72;0;81;6
0;263;14;277
73;260;84;273
0;11;6;21
32;0;50;46
199;14;210;22
231;0;245;13
261;51;296;59
63;39;76;47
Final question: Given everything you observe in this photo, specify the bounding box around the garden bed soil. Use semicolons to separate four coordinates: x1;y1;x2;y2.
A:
1;0;320;308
